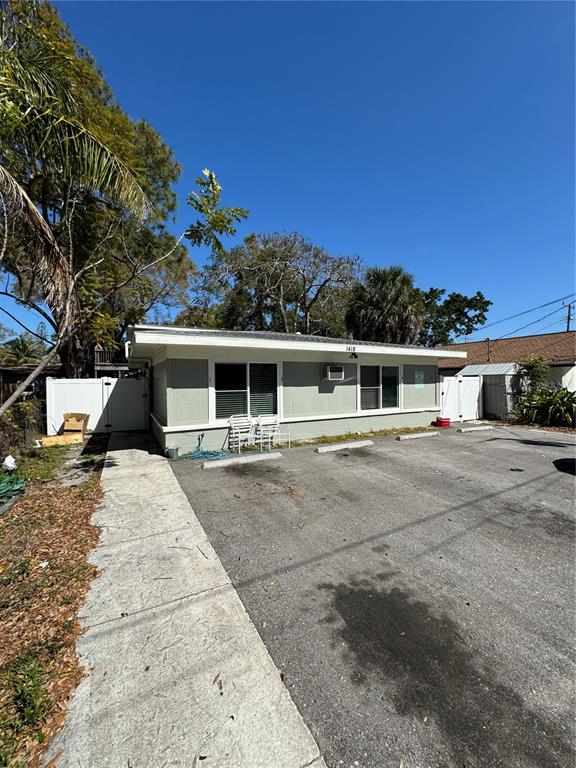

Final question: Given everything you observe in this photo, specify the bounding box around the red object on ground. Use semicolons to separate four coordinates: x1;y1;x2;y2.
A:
435;417;451;428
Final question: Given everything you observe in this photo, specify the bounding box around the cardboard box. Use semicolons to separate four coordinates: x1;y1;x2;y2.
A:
63;412;89;434
42;433;84;447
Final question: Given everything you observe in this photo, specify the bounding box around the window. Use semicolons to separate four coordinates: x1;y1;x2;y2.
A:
249;363;277;416
215;363;247;418
215;362;278;419
359;365;400;411
381;366;399;408
360;366;380;410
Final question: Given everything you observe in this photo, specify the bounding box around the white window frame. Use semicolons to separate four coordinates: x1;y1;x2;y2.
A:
358;363;401;413
359;364;382;411
211;360;281;423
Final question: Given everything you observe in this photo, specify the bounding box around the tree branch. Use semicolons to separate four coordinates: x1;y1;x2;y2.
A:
0;305;50;342
0;290;58;330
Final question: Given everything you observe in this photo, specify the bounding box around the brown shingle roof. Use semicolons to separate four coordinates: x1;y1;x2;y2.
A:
438;331;576;370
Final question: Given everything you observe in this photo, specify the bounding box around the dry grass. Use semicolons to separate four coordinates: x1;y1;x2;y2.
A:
0;467;102;767
287;424;437;448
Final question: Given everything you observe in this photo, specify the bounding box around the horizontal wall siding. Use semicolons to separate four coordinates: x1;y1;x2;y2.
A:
152;361;167;424
167;359;209;426
165;427;229;453
163;410;438;452
403;364;438;409
283;362;357;417
287;411;436;440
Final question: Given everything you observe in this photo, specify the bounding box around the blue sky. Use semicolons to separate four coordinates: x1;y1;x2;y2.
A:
8;1;576;340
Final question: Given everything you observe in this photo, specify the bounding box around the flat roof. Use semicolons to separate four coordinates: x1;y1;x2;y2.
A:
127;325;467;359
459;363;517;376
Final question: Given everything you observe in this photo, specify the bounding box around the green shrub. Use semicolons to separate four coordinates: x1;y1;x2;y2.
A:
0;397;44;456
513;387;576;428
515;355;550;393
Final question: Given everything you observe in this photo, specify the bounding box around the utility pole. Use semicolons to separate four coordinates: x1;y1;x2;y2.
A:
566;302;573;332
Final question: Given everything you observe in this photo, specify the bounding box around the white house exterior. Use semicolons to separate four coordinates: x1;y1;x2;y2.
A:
127;325;467;451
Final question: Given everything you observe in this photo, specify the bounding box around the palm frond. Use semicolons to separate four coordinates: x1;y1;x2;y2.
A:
0;164;70;316
0;17;148;219
41;115;149;218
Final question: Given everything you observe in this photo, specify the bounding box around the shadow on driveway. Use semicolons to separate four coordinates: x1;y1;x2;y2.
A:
553;458;576;476
320;572;573;768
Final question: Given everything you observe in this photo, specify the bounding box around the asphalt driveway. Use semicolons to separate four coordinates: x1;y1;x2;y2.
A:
171;426;576;768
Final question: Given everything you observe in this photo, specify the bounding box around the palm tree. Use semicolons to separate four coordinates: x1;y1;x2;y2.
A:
345;266;422;344
0;0;147;312
0;0;149;415
1;334;44;366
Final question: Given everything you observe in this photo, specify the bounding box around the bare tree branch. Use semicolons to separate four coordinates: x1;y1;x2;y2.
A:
0;305;50;342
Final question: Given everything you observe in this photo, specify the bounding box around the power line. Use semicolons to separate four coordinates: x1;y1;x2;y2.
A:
462;292;576;338
493;303;573;343
528;317;571;334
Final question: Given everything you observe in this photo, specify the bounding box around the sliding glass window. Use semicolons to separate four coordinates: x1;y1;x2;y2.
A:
360;365;400;411
381;366;399;408
215;363;248;418
249;363;277;416
360;366;380;410
215;362;277;419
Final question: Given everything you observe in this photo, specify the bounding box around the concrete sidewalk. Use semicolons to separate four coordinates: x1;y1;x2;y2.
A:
46;433;326;768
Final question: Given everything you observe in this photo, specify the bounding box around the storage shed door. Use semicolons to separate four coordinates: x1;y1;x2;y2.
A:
441;376;481;422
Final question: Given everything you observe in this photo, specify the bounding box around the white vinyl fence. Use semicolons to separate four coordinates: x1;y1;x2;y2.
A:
440;375;482;423
46;377;148;435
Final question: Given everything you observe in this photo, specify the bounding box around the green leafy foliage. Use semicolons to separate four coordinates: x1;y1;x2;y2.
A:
345;266;421;344
0;397;44;455
0;333;46;365
417;288;491;346
180;251;491;344
345;267;491;346
0;655;52;766
1;3;246;384
513;388;576;428
186;169;248;254
0;0;147;215
6;657;52;727
515;355;550;393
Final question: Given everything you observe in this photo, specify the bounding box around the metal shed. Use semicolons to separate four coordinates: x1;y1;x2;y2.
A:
459;363;518;420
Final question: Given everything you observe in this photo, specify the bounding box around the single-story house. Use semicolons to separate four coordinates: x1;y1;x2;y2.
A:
437;331;576;421
0;364;62;404
126;325;467;451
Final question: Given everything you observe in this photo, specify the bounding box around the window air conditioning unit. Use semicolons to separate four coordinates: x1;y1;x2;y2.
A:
324;365;344;381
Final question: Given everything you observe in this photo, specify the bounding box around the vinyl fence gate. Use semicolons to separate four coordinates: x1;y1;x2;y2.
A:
46;377;148;435
440;375;482;423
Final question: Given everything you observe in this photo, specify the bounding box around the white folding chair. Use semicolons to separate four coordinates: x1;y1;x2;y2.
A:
255;415;291;451
228;414;256;454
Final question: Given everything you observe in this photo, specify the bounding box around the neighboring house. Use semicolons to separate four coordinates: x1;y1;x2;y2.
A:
94;345;129;378
126;325;466;452
437;331;576;421
438;331;576;390
0;364;62;403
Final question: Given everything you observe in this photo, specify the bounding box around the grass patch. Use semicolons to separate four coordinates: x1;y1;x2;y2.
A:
0;454;102;767
287;424;436;448
1;447;69;484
